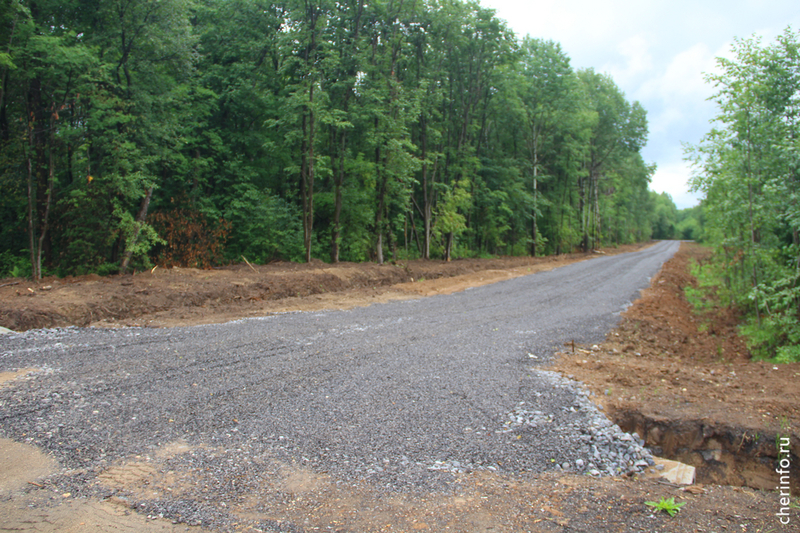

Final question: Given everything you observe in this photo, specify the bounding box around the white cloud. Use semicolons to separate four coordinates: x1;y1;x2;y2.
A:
637;42;720;152
479;0;800;210
602;35;654;89
650;160;702;210
648;107;685;137
640;43;715;103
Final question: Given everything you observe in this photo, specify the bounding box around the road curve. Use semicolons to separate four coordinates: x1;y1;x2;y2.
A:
0;241;679;528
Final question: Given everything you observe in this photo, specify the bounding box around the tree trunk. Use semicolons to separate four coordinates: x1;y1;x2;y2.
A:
532;177;538;257
530;125;540;257
557;165;570;255
300;87;316;264
120;185;154;273
331;129;345;263
374;115;386;264
593;173;601;249
35;110;57;279
300;6;318;264
420;116;432;259
305;89;316;263
25;78;48;279
330;0;364;262
579;176;589;253
745;114;760;325
26;123;36;279
748;181;760;325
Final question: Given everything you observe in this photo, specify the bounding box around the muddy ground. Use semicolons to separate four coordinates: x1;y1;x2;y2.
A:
1;242;798;532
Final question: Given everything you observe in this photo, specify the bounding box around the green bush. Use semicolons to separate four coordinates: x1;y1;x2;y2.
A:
223;185;305;264
676;216;702;241
0;251;31;278
737;271;800;362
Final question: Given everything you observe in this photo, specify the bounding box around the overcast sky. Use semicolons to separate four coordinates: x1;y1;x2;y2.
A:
479;0;800;209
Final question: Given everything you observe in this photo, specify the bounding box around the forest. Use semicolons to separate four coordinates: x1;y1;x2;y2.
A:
688;29;800;362
0;0;671;278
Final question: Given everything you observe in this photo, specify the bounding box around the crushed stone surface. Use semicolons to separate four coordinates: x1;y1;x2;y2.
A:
0;241;680;530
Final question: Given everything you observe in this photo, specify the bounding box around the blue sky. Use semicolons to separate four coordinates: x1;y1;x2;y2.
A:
480;0;800;209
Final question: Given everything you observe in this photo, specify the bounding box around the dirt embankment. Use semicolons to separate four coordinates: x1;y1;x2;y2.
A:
551;242;800;491
0;245;645;332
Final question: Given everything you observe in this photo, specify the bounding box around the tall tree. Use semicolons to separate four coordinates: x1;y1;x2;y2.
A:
0;0;665;278
688;29;800;361
516;38;577;255
578;69;648;251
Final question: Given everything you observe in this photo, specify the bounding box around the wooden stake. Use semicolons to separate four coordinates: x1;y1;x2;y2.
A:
241;256;258;273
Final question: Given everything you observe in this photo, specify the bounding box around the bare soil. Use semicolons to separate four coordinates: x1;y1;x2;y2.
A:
551;243;800;491
0;247;644;332
1;242;797;532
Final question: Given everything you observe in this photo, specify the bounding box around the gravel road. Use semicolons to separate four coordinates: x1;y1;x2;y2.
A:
0;241;679;530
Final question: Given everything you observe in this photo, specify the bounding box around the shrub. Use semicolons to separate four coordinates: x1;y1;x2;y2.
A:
149;206;230;268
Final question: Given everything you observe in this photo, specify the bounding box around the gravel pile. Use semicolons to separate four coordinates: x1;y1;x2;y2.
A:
0;241;679;531
533;371;654;476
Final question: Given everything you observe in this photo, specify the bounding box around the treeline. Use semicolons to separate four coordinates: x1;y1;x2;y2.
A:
1;0;659;278
649;193;703;242
688;29;800;362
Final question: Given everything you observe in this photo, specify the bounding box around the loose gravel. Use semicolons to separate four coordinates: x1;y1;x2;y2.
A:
0;241;679;530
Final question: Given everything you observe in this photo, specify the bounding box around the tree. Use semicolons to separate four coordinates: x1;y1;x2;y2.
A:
578;69;649;251
649;192;678;240
515;38;571;255
0;0;665;277
688;28;800;361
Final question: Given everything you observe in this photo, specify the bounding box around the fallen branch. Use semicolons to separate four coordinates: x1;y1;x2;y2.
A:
0;281;21;289
241;256;258;273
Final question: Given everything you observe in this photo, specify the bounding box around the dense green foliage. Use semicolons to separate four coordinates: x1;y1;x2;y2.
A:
1;0;661;278
687;29;800;362
645;193;704;242
674;204;704;242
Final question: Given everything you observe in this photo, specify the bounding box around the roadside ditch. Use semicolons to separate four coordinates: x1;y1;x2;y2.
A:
551;242;800;491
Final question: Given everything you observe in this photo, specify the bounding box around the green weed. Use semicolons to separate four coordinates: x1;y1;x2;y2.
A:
645;497;686;517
